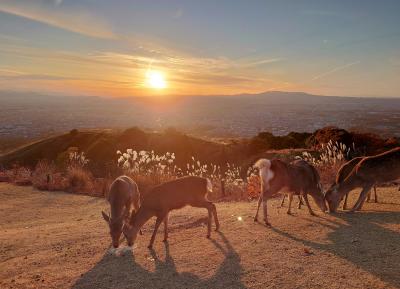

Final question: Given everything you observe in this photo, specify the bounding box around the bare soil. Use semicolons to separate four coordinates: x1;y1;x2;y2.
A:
1;183;399;289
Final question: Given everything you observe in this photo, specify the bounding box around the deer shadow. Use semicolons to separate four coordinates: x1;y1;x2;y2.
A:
72;232;247;289
271;211;400;287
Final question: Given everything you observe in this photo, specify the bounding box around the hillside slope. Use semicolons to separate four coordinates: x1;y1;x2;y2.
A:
0;128;245;176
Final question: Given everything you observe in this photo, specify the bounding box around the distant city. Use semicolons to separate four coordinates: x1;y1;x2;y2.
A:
1;91;400;139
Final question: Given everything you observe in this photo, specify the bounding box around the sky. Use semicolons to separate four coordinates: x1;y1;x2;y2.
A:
0;0;399;98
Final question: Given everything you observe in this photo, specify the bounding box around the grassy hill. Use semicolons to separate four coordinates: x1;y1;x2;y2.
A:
1;126;398;178
0;127;251;176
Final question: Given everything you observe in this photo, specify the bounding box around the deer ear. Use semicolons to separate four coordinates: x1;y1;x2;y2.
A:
101;211;110;223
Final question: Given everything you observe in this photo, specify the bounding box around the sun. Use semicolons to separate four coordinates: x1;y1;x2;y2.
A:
146;70;167;89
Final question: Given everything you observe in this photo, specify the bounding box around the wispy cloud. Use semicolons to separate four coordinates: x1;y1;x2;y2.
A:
0;0;114;39
312;61;360;81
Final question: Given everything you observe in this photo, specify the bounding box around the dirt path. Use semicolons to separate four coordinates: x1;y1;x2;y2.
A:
1;183;400;289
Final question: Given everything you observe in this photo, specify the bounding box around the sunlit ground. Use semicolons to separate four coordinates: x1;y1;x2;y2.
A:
1;183;399;288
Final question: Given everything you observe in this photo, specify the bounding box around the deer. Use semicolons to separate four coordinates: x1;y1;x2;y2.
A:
325;147;400;213
253;158;327;226
101;175;140;248
330;157;378;211
122;176;220;249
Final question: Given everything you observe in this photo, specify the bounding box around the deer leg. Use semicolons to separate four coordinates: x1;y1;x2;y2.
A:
148;214;166;249
193;201;219;237
262;192;271;226
342;193;349;210
287;193;294;215
254;195;263;222
298;195;303;209
129;199;143;235
303;194;316;216
280;195;286;207
366;191;371;202
163;213;169;242
373;185;378;203
349;184;373;213
210;202;220;231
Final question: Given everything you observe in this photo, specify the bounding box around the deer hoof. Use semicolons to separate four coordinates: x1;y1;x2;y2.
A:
162;239;168;243
264;221;271;227
287;211;292;215
147;244;153;249
206;234;211;239
253;218;258;223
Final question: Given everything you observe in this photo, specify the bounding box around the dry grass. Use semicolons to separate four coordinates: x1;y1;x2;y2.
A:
1;183;399;289
316;161;345;190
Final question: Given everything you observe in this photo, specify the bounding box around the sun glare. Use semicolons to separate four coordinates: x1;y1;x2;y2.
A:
146;70;167;89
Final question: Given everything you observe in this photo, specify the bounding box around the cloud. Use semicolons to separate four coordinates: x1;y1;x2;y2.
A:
0;0;114;39
312;61;360;81
242;58;284;68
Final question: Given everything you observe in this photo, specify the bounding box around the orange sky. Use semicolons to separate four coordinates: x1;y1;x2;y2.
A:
1;1;399;98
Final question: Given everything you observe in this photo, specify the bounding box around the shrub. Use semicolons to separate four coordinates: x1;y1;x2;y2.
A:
249;131;309;154
297;140;351;187
307;127;352;148
32;160;56;190
69;129;79;135
69;151;89;168
7;166;32;186
66;166;93;193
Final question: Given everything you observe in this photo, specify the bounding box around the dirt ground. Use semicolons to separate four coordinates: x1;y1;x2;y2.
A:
1;183;399;289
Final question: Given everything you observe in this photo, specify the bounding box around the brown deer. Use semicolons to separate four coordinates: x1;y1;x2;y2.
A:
325;147;400;213
253;159;327;226
101;175;140;248
330;157;378;210
123;176;220;249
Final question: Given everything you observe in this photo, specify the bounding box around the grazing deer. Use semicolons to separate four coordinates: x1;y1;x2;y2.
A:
253;159;327;226
331;157;378;210
101;175;140;248
325;147;400;213
123;176;220;249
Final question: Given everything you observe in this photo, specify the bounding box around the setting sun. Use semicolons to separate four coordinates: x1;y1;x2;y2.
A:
146;70;167;89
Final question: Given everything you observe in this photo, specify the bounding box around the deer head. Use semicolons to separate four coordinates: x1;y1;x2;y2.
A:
324;184;341;213
101;208;127;248
310;182;328;212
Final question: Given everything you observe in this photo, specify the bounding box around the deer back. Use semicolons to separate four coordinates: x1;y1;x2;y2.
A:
108;176;138;218
336;157;363;184
355;147;400;183
142;176;208;212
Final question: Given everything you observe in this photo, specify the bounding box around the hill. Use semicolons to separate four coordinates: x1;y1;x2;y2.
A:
1;126;398;178
0;128;248;176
